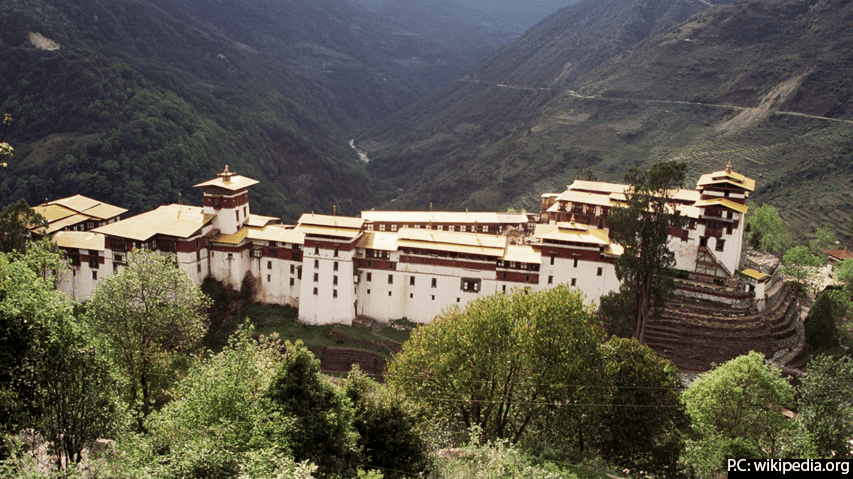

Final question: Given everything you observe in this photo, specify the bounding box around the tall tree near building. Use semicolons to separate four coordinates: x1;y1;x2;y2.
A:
608;161;687;342
387;285;603;452
85;250;210;428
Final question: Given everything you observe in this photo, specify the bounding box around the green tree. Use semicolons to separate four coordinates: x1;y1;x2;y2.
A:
810;225;838;259
798;355;853;458
86;250;210;427
117;325;313;479
804;291;843;351
837;259;853;293
387;285;603;453
745;204;791;255
608;161;687;342
0;114;11;165
0;200;46;254
782;245;821;288
681;352;799;478
593;337;689;477
0;249;119;470
342;367;430;478
266;340;357;478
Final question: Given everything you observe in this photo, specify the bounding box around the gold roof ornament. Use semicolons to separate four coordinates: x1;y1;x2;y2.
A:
726;160;733;174
570;214;576;225
218;165;234;183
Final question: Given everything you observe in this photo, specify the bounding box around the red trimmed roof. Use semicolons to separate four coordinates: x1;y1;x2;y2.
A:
824;249;853;261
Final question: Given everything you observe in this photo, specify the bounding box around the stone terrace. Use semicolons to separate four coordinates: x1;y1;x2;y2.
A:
645;284;801;372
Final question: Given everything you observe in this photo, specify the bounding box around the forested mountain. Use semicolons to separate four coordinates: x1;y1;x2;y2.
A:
0;0;516;219
361;0;853;239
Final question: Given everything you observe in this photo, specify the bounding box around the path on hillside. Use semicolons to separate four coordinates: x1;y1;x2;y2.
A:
455;77;853;126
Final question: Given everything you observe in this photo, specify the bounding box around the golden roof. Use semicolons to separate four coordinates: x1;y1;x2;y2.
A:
356;231;399;251
82;203;127;220
294;224;362;240
193;166;260;191
534;223;611;245
554;190;613;207
212;227;251;245
396;228;506;256
298;213;364;230
501;245;541;264
696;169;756;192
45;214;91;234
567;180;700;203
695;198;749;214
741;268;769;280
93;204;212;241
37;195;127;220
33;204;76;223
247;225;305;244
245;214;279;228
52;231;105;251
360;211;527;224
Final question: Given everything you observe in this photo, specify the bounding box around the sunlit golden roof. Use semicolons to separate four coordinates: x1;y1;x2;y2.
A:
52;231;105;251
298;213;364;230
93;204;212;241
247;225;304;244
534;223;611;245
36;195;127;221
193;166;260;192
741;268;769;280
501;245;541;264
33;204;76;223
360;211;526;224
45;214;92;234
695;198;749;214
696;169;756;192
356;232;399;251
396;228;506;256
245;214;279;228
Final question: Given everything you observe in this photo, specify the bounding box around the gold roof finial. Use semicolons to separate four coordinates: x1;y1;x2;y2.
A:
218;165;234;183
570;214;576;225
726;160;732;174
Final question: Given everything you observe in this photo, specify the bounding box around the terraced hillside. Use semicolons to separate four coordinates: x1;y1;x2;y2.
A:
645;283;802;372
363;0;853;242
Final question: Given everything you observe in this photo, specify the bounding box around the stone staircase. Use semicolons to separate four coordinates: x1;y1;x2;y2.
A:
644;284;802;371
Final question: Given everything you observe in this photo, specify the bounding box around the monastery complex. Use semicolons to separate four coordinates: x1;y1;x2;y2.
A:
36;163;760;326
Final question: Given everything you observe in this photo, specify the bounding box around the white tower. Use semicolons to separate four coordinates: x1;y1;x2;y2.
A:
194;165;259;235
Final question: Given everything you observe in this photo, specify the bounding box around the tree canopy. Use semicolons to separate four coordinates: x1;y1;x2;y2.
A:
608;161;687;342
85;249;210;426
681;352;801;478
745;204;791;255
387;285;604;452
799;355;853;458
782;245;821;289
592;337;688;477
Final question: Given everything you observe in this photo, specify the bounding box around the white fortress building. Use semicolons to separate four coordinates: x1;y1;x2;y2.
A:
42;163;755;325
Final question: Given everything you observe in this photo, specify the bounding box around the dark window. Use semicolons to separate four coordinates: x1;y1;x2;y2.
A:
269;247;278;258
571;278;576;286
334;246;339;257
267;275;271;282
267;261;272;270
367;273;372;282
550;255;556;265
431;278;437;288
313;287;318;295
388;291;392;296
700;237;708;247
409;276;415;286
597;267;603;276
297;269;302;280
290;278;295;286
460;278;481;292
313;273;318;282
334;261;339;271
314;259;319;269
333;275;338;286
92;271;98;280
89;255;100;269
333;290;338;298
548;275;553;284
290;264;295;274
716;239;726;252
388;274;394;284
314;245;319;255
573;257;578;268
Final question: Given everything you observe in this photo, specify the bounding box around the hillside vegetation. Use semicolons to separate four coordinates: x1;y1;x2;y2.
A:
0;0;513;219
363;0;853;240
